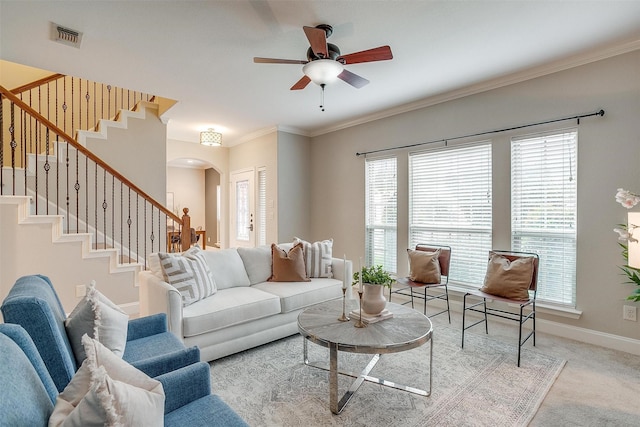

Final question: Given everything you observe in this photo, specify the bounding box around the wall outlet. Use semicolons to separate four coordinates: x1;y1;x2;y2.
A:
75;284;86;298
623;305;637;321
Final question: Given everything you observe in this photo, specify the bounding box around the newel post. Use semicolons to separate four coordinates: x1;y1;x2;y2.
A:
181;207;191;251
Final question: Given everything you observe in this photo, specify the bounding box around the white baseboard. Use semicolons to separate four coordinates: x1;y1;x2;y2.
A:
391;290;640;356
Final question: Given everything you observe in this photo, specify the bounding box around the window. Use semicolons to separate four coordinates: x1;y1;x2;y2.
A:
511;129;577;306
365;157;397;273
257;168;266;246
409;143;492;285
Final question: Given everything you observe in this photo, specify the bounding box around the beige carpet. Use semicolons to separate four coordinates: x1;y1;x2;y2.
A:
209;323;565;427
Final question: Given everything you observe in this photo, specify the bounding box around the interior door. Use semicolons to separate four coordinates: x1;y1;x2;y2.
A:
230;169;255;248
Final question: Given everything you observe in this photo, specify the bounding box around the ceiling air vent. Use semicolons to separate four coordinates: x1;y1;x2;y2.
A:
51;23;83;48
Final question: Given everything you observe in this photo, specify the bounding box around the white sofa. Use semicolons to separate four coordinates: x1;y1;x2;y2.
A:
139;244;352;362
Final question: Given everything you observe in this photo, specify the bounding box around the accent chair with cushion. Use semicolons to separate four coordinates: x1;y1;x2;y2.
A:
391;244;452;322
461;250;539;367
1;274;200;392
0;323;249;427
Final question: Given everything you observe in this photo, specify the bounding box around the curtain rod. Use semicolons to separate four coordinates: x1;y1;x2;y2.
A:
355;109;605;157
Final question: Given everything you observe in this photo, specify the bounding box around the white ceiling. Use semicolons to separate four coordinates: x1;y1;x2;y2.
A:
1;1;640;147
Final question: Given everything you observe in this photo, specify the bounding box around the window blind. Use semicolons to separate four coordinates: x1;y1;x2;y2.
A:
511;130;577;306
365;157;397;273
409;143;492;285
258;168;266;246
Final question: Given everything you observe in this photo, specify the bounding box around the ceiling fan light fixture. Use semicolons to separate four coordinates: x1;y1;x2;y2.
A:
200;129;222;147
303;59;344;85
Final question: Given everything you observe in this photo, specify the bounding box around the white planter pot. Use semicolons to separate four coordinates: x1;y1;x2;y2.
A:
361;283;387;315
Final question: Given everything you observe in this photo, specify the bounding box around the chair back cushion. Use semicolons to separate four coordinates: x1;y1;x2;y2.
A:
480;251;536;300
0;324;56;425
416;244;451;277
1;275;77;392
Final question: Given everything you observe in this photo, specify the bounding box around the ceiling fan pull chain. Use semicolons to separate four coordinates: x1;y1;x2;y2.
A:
320;83;326;112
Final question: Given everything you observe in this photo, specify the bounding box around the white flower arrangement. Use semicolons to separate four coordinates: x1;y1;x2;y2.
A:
614;188;640;301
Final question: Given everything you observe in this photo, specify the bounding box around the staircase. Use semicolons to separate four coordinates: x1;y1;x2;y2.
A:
0;75;188;312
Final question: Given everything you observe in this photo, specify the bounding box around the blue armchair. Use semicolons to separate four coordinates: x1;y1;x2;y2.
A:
1;274;199;392
0;324;248;427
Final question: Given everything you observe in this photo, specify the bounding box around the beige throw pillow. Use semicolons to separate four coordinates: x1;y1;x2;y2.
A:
293;237;334;278
408;248;442;284
157;246;216;306
480;252;535;301
48;335;165;427
269;243;311;282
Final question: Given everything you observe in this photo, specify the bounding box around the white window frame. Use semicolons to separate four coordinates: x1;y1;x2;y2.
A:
365;156;397;274
409;142;492;286
511;129;578;307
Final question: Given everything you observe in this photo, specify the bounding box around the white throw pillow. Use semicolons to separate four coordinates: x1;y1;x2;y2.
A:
237;245;272;285
48;335;165;427
158;246;217;306
65;281;129;365
293;238;334;278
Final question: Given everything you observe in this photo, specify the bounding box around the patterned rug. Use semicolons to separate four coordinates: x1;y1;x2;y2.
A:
210;324;565;427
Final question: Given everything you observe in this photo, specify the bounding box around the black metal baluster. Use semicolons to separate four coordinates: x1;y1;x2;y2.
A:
44;128;50;214
34;121;39;214
75;147;79;233
103;169;107;249
9;103;16;195
127;187;132;263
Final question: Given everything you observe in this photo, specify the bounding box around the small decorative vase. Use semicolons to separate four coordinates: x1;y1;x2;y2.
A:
361;283;387;315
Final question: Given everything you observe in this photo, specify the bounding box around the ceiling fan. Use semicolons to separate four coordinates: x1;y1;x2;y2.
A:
254;24;393;92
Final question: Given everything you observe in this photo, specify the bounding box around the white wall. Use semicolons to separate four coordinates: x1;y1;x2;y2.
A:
228;131;278;245
167;166;205;230
86;105;167;204
167;138;228;246
310;50;640;340
0;200;138;313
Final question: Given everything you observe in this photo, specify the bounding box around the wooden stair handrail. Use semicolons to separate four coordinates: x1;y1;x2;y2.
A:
0;84;181;223
10;73;66;94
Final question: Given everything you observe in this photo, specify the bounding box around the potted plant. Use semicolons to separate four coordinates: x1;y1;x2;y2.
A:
353;265;394;315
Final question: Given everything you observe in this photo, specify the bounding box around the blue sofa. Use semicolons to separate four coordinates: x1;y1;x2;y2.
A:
0;274;199;392
0;323;248;427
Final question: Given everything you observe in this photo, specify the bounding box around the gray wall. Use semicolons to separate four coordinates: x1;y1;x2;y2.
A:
277;131;312;243
310;50;640;340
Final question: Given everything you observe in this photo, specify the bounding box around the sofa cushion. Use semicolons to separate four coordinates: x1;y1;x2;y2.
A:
181;288;281;337
64;281;129;365
200;249;251;290
237;245;272;285
253;278;343;313
294;237;334;278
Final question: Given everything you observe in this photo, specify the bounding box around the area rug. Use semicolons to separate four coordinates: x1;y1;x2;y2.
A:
210;325;565;427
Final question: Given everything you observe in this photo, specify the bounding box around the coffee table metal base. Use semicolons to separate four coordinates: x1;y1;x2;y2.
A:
302;337;432;414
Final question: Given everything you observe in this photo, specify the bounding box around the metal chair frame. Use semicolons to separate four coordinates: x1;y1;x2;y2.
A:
390;244;452;323
461;250;539;367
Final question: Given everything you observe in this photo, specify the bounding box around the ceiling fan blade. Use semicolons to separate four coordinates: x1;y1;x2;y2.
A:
338;69;369;89
290;75;312;90
338;45;393;65
303;26;328;58
254;57;308;65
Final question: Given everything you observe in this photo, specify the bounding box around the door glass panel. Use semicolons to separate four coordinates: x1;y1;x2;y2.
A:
236;179;249;241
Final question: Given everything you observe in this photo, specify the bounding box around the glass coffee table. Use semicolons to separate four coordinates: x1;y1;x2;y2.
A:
297;299;433;414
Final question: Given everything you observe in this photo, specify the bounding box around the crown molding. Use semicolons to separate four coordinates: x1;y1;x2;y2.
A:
309;38;640;138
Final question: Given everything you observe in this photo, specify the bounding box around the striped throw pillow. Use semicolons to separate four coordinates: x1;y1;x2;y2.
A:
158;246;216;306
293;238;333;278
